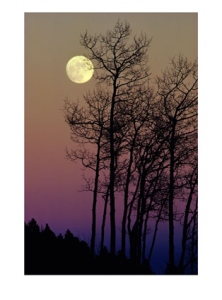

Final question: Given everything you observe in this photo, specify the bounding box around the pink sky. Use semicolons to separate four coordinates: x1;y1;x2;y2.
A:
25;13;197;249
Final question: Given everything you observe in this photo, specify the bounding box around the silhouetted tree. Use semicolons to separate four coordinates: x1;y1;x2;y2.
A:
42;223;56;240
190;197;198;274
179;156;197;273
115;85;154;258
100;183;110;253
64;88;110;256
62;20;198;274
26;218;40;236
124;99;170;264
156;55;198;273
143;170;169;264
81;20;152;256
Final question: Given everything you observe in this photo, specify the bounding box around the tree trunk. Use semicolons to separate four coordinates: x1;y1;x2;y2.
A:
191;198;198;274
142;208;149;263
168;123;175;271
137;169;146;264
100;185;109;253
90;135;102;256
179;176;197;272
147;198;165;264
142;194;154;263
121;142;134;257
110;79;117;256
127;175;140;261
141;182;156;263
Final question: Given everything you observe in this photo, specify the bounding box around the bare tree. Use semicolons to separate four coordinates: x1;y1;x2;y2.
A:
156;55;198;273
179;154;198;273
81;20;152;255
64;89;110;256
111;85;155;258
63;21;198;274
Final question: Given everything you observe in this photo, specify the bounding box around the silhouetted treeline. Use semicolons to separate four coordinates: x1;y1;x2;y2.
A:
25;218;154;275
63;20;198;275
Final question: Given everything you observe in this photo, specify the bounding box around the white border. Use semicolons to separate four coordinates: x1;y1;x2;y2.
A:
1;1;222;300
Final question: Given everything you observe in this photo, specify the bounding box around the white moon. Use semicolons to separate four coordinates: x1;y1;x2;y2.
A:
66;56;94;84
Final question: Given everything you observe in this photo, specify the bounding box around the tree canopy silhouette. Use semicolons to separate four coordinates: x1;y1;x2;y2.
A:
62;20;198;275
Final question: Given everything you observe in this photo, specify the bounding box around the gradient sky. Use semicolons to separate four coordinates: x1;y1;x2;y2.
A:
25;13;197;272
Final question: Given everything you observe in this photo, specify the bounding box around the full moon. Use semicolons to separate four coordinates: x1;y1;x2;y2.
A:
66;56;94;84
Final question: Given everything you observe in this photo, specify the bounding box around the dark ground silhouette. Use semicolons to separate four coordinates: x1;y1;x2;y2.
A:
25;218;154;275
